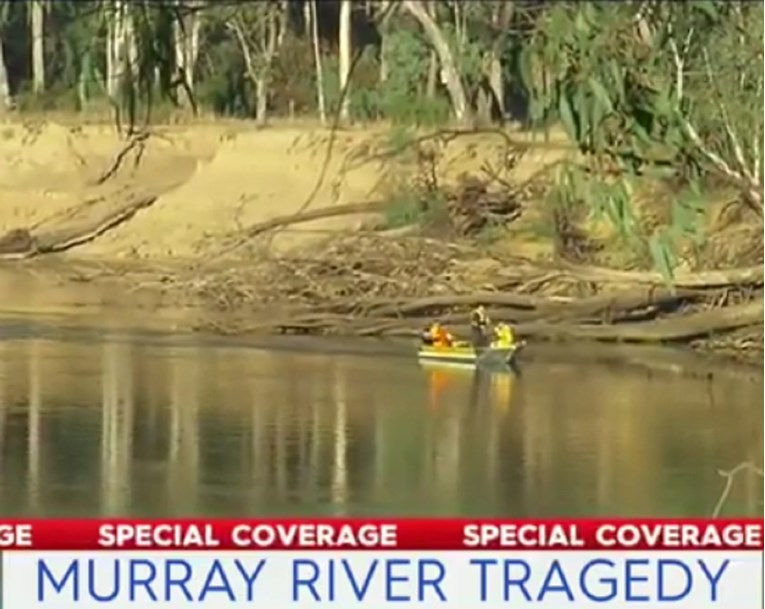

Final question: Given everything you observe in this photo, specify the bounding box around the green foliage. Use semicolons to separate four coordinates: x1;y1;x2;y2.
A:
319;54;341;117
383;189;424;229
375;27;451;126
553;164;640;242
196;29;251;117
381;124;420;168
269;32;316;116
383;187;449;231
475;223;506;246
0;0;760;280
345;46;382;121
47;1;102;99
649;229;679;284
519;0;763;281
437;2;494;100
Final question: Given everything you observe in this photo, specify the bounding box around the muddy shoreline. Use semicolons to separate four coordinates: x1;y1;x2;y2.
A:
3;248;762;370
0;122;760;369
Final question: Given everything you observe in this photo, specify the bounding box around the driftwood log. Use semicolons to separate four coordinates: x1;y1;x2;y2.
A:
0;228;37;258
200;282;762;346
177;214;763;350
0;190;157;259
555;262;764;288
0;169;757;353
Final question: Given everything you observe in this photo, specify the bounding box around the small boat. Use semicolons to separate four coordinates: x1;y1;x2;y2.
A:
417;341;524;368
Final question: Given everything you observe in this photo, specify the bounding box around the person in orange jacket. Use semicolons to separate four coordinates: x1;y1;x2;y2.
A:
420;322;454;348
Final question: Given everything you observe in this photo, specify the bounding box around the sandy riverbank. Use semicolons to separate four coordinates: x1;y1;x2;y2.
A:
0;117;760;364
0;118;568;258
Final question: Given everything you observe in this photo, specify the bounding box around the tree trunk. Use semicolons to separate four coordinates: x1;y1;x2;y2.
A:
402;0;470;125
484;1;513;121
259;8;280;124
105;5;116;98
106;0;131;99
485;54;504;117
452;2;465;49
230;18;258;114
476;89;493;125
424;2;437;99
310;0;326;124
173;0;202;109
378;1;392;84
338;0;351;121
303;0;311;37
0;35;11;111
30;0;45;94
426;52;438;98
278;0;288;47
255;77;268;123
228;5;281;126
125;7;138;80
255;8;281;125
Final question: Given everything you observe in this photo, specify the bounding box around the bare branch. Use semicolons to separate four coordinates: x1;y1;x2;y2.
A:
667;28;684;101
701;48;753;183
226;17;258;86
712;461;764;517
682;119;751;187
667;28;749;188
371;0;400;27
673;39;760;204
667;22;695;103
754;73;763;186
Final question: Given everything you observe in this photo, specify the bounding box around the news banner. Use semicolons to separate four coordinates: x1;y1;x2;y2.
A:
0;518;761;608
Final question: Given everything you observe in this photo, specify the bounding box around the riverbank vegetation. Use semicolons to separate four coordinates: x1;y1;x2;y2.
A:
0;0;761;360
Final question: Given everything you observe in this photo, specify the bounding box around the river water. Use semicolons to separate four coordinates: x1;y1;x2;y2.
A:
0;262;761;518
0;316;762;519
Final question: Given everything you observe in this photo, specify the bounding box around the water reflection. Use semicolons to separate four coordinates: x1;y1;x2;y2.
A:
0;335;761;517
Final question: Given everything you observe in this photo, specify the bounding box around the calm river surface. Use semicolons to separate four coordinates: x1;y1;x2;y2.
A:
0;315;761;518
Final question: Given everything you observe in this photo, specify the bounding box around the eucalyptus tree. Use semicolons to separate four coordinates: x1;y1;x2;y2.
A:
309;0;326;124
338;0;352;121
221;0;286;124
0;1;10;110
171;0;205;111
381;0;524;125
520;1;764;276
402;0;470;125
30;0;45;93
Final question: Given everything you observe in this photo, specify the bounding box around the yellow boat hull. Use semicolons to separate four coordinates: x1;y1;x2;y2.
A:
417;343;521;367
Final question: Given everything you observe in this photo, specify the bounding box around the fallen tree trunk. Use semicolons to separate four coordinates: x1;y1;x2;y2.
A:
209;283;759;345
0;190;158;259
558;262;764;288
531;287;703;322
366;291;546;317
516;300;764;342
0;229;36;259
35;194;156;253
318;286;703;321
221;200;387;246
356;300;763;343
180;226;761;348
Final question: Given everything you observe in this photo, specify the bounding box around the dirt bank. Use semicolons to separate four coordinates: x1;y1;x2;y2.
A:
0;118;760;363
0;119;568;259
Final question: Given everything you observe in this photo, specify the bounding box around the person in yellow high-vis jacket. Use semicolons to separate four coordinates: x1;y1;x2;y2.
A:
492;323;516;348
